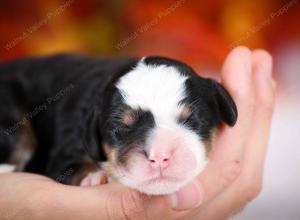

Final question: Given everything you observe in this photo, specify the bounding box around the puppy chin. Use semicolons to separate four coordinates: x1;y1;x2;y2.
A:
118;159;208;195
134;179;190;195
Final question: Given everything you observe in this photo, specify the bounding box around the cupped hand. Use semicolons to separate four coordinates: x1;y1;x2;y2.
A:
0;46;275;220
171;46;275;220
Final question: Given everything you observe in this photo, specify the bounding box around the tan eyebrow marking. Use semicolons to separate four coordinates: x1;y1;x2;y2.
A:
120;110;137;126
178;105;192;121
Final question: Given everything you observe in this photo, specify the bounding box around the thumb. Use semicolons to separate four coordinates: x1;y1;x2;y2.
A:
168;180;203;211
51;182;178;220
99;183;171;220
91;182;172;220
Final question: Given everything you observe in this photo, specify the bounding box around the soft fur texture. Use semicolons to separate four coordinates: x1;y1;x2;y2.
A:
0;54;237;194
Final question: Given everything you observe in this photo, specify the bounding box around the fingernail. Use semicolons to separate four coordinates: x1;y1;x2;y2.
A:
271;79;277;89
244;51;252;75
254;50;273;78
169;181;202;211
237;47;252;75
263;56;273;78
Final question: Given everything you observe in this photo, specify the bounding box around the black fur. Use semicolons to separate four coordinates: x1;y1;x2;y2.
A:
101;88;156;165
143;56;237;137
0;54;138;183
0;54;237;184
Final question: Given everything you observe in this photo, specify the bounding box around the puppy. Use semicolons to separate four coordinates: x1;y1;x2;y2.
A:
0;54;237;195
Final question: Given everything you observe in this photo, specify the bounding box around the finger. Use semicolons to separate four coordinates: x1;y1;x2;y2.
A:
242;49;275;181
174;47;255;209
49;182;175;220
197;46;255;198
103;183;171;220
168;180;203;211
214;46;255;162
191;49;275;220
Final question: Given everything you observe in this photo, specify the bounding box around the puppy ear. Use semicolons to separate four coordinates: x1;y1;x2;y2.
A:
211;80;238;126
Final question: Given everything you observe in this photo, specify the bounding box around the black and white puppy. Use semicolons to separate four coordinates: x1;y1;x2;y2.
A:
0;54;237;195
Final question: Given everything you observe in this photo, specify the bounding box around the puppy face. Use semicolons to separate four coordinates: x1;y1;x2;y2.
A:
101;56;237;195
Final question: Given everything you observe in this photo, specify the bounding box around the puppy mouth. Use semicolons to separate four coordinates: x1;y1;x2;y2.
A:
136;175;189;195
144;175;184;184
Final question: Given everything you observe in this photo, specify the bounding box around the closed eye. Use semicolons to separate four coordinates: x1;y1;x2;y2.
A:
178;113;193;124
117;109;154;131
178;106;193;124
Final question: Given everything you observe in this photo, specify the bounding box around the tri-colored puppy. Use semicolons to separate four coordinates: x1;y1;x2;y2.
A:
0;54;237;195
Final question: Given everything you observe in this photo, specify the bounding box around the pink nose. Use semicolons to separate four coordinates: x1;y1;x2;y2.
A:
148;151;171;169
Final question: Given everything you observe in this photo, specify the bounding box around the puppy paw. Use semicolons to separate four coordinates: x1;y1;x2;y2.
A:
80;170;108;187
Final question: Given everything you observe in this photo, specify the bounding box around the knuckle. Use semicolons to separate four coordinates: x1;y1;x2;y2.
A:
106;190;171;220
221;160;242;187
121;190;148;220
106;190;148;220
232;87;252;102
258;97;275;115
256;85;276;112
232;89;256;117
240;180;262;202
258;92;274;105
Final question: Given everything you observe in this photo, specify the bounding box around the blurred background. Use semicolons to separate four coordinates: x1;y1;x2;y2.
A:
0;0;299;219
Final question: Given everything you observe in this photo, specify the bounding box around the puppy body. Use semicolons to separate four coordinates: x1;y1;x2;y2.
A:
0;54;237;194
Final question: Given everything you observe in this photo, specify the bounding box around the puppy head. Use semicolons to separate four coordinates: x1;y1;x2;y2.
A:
101;56;237;195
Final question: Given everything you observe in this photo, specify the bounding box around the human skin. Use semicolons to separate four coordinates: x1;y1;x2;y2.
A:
0;46;275;220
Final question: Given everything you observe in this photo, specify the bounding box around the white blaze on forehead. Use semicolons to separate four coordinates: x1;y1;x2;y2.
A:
114;59;209;195
116;60;188;120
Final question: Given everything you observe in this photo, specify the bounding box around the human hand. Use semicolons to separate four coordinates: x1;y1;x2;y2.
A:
169;46;276;220
0;46;275;220
0;172;164;220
